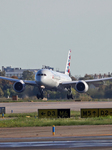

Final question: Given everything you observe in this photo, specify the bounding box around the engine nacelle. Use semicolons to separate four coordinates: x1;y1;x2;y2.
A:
13;81;25;93
75;80;89;93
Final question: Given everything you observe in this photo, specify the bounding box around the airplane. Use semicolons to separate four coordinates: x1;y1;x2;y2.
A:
1;49;112;99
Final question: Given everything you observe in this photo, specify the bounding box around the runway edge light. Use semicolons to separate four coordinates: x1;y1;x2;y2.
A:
2;113;4;119
52;125;55;135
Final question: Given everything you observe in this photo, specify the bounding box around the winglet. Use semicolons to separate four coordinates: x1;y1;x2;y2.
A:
65;49;71;76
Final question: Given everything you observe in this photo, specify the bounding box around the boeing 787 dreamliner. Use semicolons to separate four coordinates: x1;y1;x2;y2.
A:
0;50;112;99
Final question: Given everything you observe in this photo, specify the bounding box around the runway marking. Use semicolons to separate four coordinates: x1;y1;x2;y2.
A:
35;134;112;137
64;134;112;137
1;139;112;149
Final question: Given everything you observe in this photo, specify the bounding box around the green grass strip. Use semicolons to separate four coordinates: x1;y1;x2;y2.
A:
0;111;112;127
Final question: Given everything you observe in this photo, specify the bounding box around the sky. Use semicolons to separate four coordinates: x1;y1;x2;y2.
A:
0;0;112;77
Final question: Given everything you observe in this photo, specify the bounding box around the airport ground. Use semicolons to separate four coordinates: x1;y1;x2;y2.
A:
0;125;112;139
0;102;112;138
1;125;112;149
1;101;112;149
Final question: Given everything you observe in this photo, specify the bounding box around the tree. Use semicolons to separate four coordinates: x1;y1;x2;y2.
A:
4;89;10;97
11;76;18;79
71;88;79;98
0;88;4;97
79;74;93;80
71;76;77;81
22;70;35;80
104;84;112;98
0;71;5;76
10;89;16;97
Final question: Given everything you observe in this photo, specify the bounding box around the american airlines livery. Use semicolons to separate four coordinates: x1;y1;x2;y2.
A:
0;50;112;99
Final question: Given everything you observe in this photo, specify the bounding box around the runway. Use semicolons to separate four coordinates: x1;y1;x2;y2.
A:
0;125;112;149
0;136;112;149
0;101;112;113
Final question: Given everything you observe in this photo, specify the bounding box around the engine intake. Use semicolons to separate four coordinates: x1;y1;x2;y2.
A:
13;81;25;93
75;80;89;93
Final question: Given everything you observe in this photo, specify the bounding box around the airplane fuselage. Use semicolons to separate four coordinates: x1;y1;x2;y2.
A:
35;69;72;90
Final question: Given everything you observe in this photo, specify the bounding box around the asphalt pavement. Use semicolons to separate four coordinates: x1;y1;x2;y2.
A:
0;101;112;113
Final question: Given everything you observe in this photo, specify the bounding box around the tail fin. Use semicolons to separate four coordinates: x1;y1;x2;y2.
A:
65;49;71;76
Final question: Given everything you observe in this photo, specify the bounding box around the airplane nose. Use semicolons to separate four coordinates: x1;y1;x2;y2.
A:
39;76;45;84
36;76;45;84
36;71;47;85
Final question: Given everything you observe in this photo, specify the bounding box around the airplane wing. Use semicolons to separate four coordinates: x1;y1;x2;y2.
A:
0;76;37;86
61;77;112;87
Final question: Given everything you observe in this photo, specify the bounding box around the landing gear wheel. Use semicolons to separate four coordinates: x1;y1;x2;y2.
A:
37;93;44;99
67;94;69;99
41;94;43;99
67;94;73;99
37;94;40;99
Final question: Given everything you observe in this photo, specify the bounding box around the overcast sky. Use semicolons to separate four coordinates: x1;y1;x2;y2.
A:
0;0;112;76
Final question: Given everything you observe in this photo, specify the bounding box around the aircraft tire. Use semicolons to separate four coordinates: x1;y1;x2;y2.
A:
67;94;73;99
36;94;40;99
41;95;43;99
37;94;43;99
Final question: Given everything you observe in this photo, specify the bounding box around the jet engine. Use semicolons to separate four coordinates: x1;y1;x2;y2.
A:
13;81;25;93
75;80;89;93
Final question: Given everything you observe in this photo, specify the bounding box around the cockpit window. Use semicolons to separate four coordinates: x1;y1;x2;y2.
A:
37;74;46;76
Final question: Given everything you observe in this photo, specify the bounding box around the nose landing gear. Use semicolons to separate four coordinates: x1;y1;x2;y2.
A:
37;88;44;99
67;94;73;99
37;93;43;99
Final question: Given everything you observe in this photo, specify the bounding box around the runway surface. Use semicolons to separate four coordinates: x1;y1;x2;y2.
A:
0;125;112;149
0;101;112;113
0;125;112;138
0;136;112;149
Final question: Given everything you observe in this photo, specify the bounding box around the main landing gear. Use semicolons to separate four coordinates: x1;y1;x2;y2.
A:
67;88;73;99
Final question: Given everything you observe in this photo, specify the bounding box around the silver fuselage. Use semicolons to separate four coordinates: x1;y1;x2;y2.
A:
35;69;71;91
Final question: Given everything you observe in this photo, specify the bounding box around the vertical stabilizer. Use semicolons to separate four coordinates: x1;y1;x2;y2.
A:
65;49;71;76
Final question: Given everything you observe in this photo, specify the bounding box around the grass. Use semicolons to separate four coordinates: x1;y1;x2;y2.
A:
4;112;38;118
1;98;112;103
0;98;75;103
0;111;112;127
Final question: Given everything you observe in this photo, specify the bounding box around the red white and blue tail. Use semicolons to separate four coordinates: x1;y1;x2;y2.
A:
65;49;71;76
